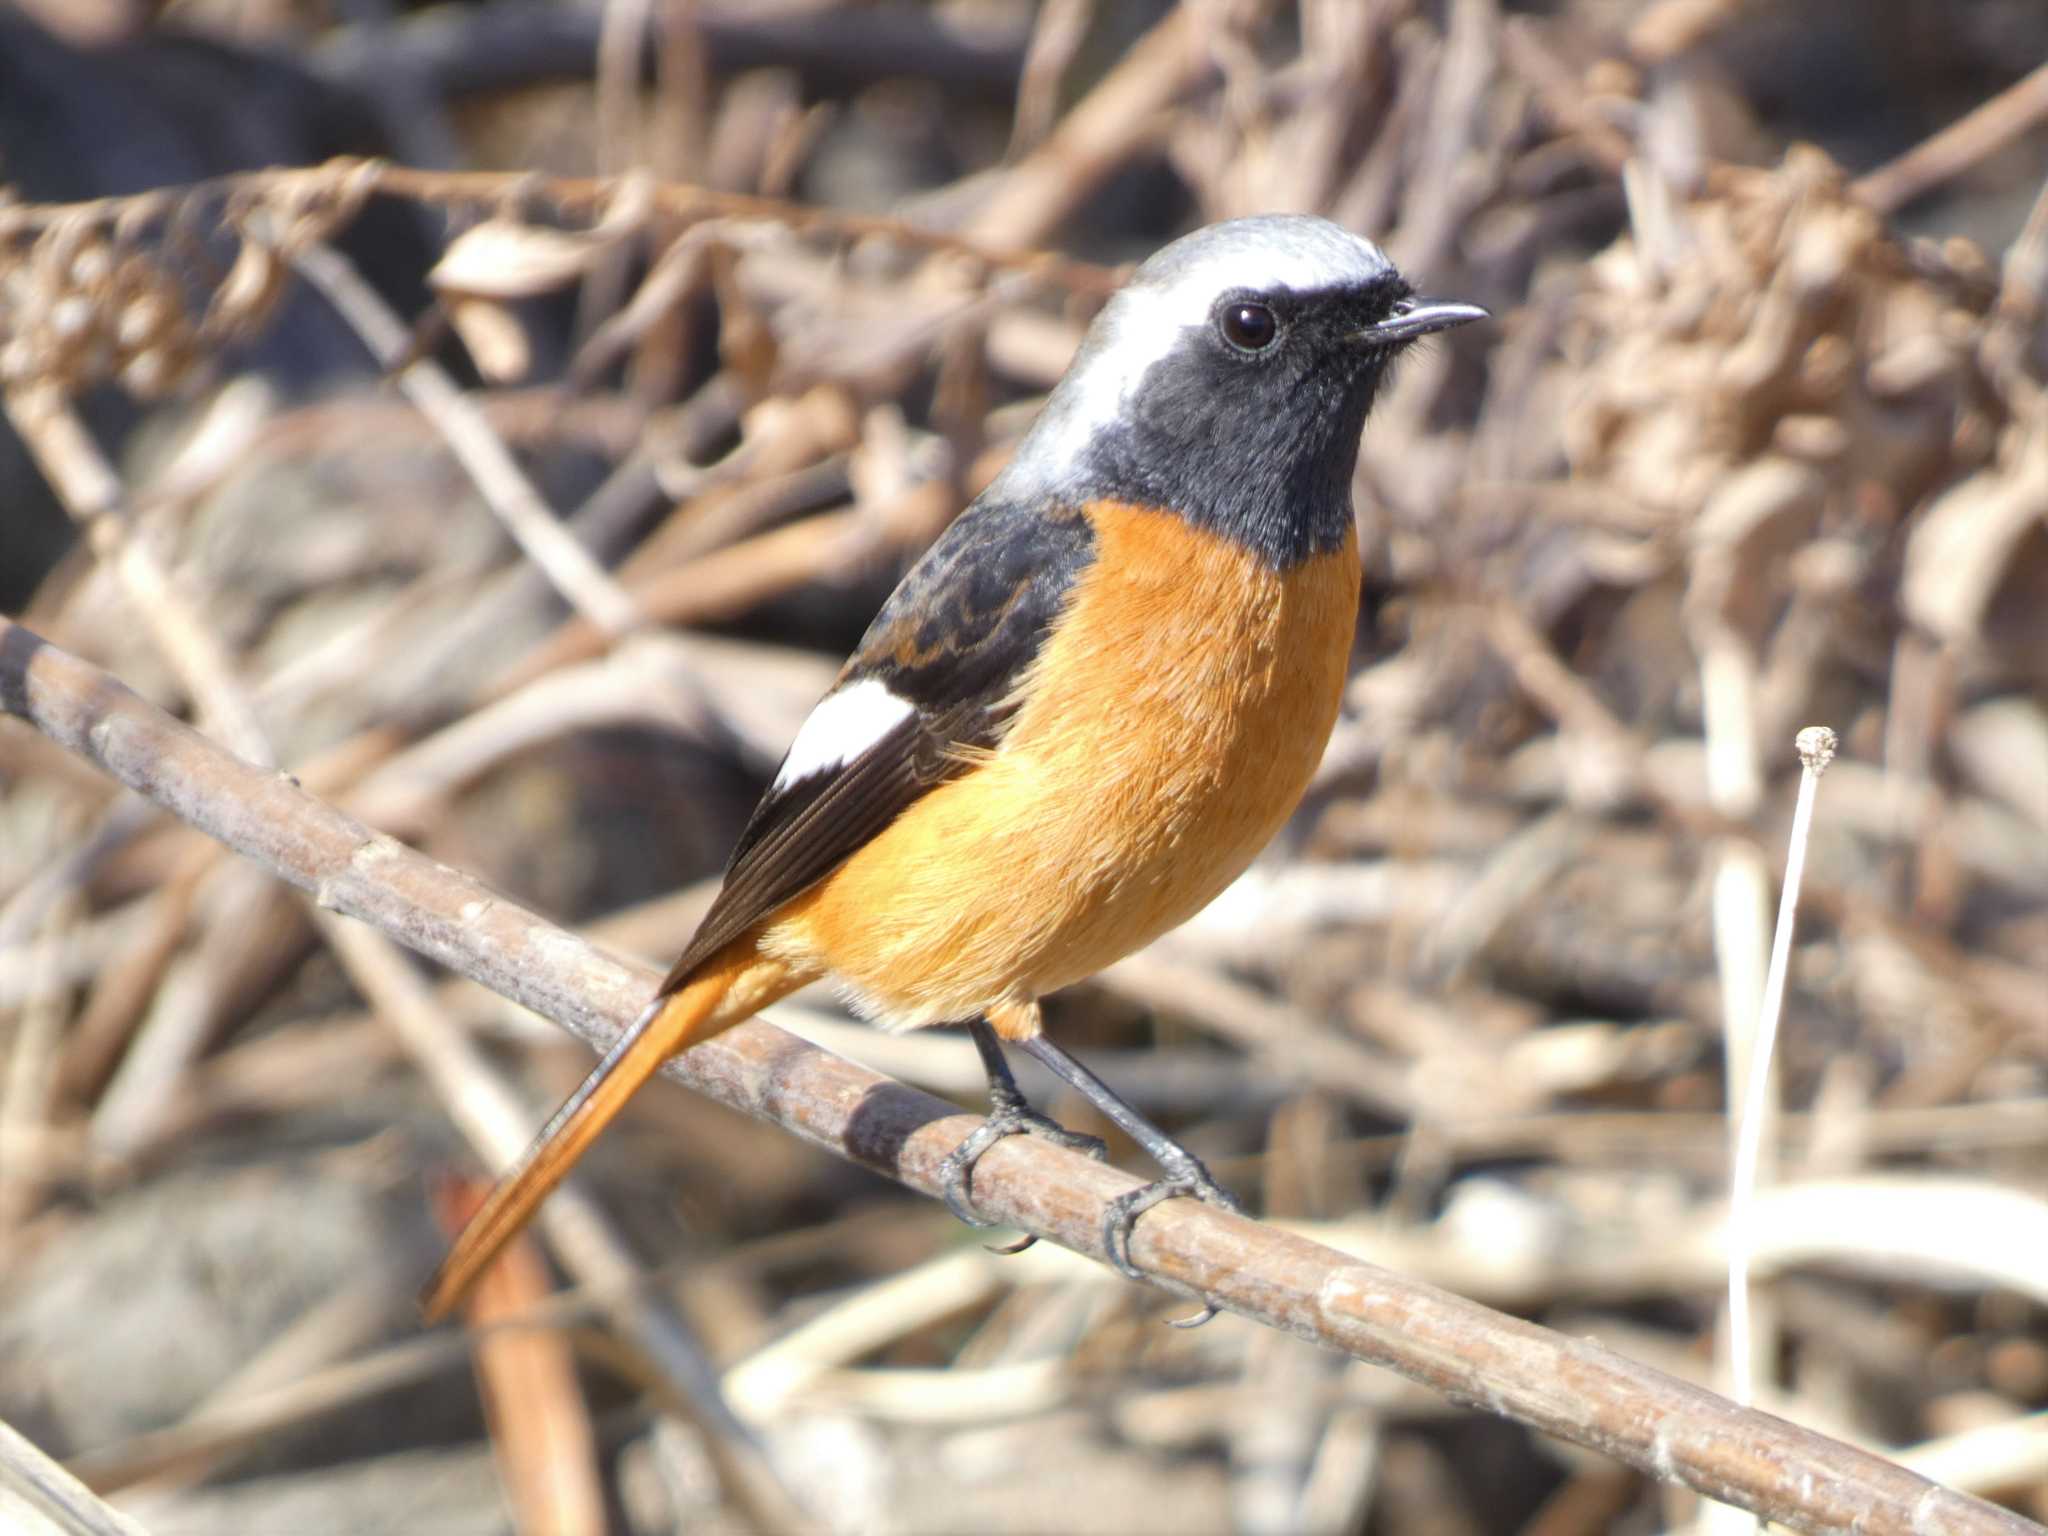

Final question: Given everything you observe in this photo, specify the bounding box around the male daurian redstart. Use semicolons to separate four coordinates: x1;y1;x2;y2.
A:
424;214;1483;1322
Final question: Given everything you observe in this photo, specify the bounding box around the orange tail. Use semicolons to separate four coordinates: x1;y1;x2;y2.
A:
422;955;784;1322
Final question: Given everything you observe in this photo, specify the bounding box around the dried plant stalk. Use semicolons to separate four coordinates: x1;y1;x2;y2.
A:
2;618;2033;1536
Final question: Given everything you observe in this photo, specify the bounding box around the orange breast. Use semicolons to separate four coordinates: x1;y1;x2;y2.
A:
763;501;1360;1030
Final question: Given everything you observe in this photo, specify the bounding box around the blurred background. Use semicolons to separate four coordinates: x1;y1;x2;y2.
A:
1;1;2045;1532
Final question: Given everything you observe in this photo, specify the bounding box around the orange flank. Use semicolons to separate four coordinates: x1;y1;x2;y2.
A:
760;501;1359;1030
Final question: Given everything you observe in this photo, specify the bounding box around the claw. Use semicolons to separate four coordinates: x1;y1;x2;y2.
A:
937;1101;1109;1250
1007;1035;1246;1329
1100;1165;1244;1328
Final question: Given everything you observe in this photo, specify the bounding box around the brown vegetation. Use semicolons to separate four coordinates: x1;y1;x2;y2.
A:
1;2;2045;1532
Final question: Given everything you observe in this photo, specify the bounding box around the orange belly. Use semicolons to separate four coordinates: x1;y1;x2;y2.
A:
761;501;1360;1030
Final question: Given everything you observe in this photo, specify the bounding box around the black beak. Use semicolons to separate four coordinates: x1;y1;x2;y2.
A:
1354;296;1488;346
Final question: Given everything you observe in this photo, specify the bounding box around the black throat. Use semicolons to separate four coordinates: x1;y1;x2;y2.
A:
1068;331;1387;569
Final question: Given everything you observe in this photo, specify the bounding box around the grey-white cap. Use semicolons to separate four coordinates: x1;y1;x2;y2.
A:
1004;215;1402;481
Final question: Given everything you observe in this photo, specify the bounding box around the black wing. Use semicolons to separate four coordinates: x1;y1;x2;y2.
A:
658;497;1095;992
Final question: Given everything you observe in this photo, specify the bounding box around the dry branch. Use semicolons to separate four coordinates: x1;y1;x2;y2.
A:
2;616;2034;1536
1853;61;2048;215
0;1414;151;1536
0;159;1124;304
288;238;641;639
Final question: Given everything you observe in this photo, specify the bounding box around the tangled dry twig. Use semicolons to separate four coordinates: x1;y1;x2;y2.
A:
2;617;2038;1536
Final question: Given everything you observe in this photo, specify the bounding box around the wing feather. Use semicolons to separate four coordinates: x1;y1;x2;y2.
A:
657;497;1095;995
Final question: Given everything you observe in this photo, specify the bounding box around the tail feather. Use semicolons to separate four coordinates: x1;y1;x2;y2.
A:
422;969;737;1322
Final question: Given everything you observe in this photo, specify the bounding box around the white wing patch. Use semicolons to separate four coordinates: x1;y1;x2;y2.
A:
771;677;916;791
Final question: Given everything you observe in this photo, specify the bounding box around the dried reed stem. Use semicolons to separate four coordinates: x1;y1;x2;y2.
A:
2;617;2030;1536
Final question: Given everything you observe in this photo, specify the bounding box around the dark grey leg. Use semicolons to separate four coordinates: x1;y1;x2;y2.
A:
1019;1034;1243;1327
937;1020;1109;1253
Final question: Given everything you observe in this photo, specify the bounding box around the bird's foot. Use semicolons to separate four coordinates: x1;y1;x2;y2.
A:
1102;1158;1244;1328
940;1100;1108;1255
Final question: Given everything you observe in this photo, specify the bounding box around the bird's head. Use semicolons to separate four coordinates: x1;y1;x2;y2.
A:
994;215;1485;566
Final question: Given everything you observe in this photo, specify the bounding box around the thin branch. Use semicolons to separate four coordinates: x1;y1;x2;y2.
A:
2;389;274;767
0;160;1124;298
309;0;1032;112
1726;727;1837;1407
963;3;1209;251
2;616;2033;1536
288;240;643;640
65;1333;474;1494
1853;61;2048;216
0;1414;153;1536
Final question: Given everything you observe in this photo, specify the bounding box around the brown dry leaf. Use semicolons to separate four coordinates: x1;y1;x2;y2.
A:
1901;427;2048;666
430;177;654;302
430;218;624;299
445;297;534;384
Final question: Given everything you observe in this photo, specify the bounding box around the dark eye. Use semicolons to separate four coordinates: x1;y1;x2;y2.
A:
1219;301;1278;352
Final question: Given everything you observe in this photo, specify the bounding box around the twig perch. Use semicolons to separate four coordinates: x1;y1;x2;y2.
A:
0;615;2032;1536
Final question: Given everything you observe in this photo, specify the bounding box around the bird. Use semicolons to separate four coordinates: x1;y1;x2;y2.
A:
422;214;1484;1324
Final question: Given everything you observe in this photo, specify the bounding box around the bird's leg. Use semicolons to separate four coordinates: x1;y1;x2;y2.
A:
938;1019;1108;1253
1018;1035;1242;1327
